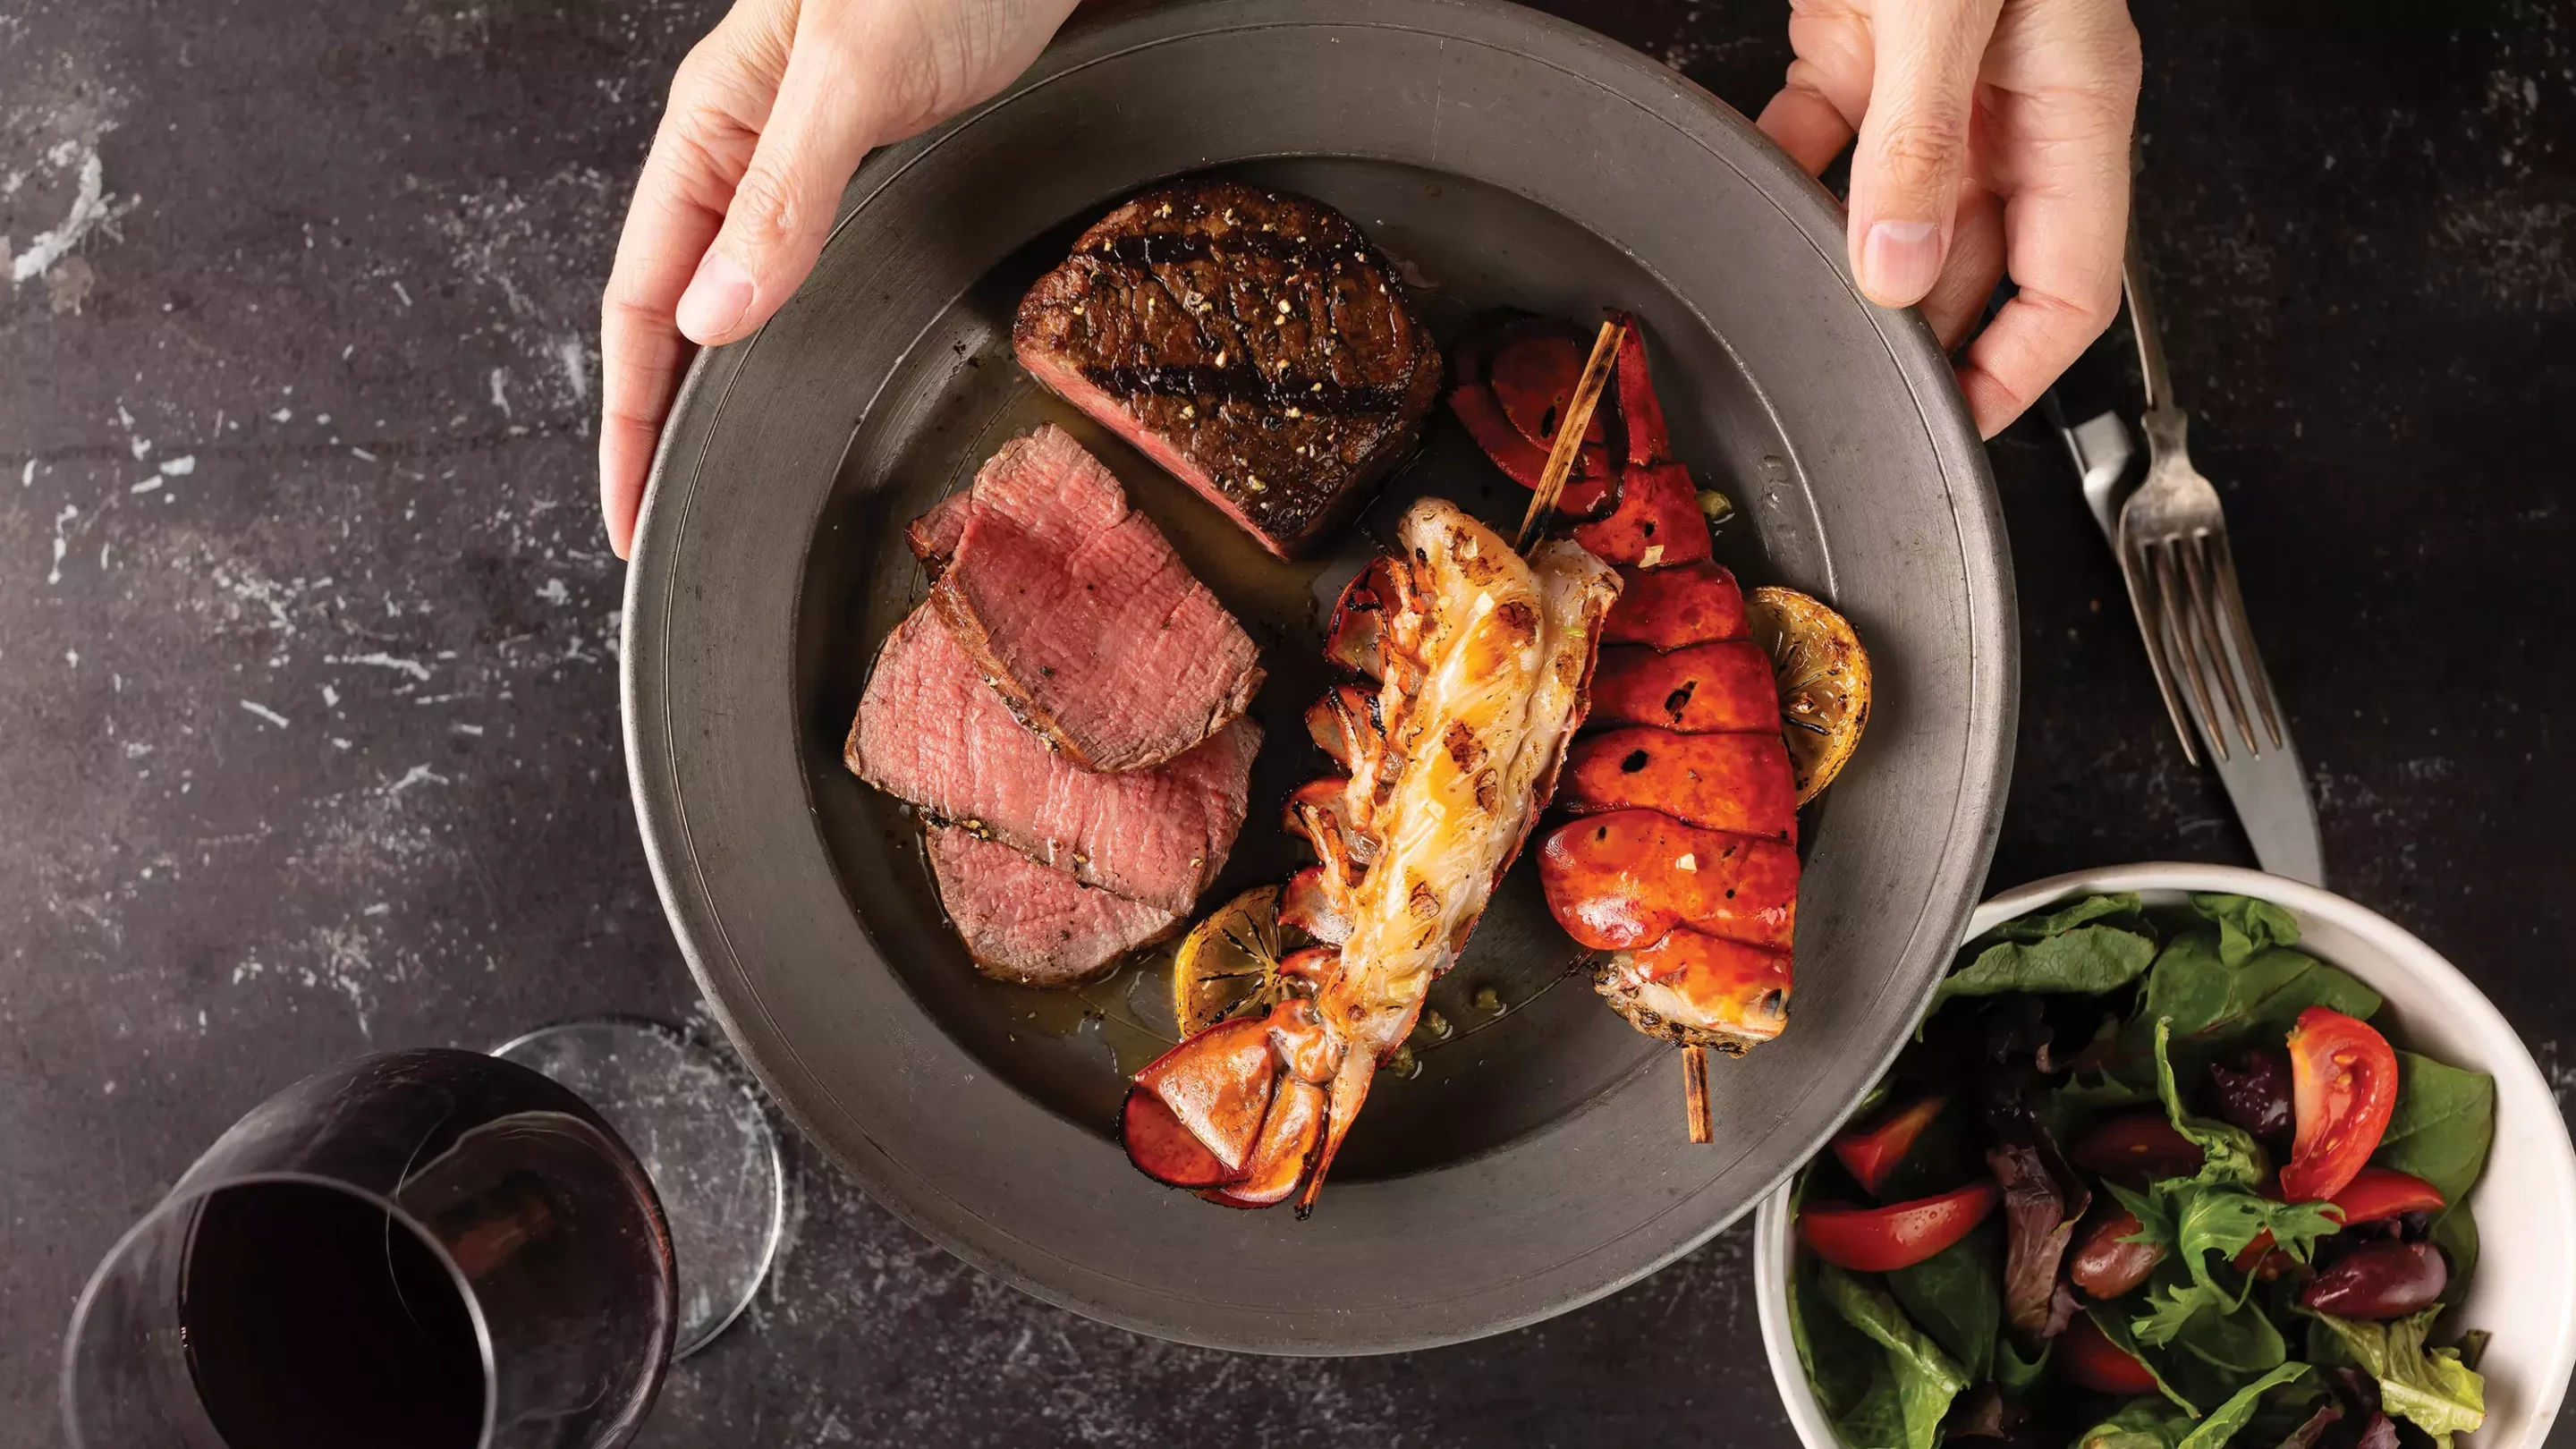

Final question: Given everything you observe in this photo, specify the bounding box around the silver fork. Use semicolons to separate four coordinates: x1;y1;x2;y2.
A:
2114;234;2286;769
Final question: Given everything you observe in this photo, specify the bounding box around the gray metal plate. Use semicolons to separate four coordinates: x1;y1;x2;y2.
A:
623;0;2014;1355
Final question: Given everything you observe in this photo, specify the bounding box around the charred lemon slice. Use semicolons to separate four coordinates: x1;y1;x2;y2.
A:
1171;886;1311;1038
1747;586;1870;804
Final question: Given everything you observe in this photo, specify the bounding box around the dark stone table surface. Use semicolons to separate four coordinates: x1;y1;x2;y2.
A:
4;0;2571;1443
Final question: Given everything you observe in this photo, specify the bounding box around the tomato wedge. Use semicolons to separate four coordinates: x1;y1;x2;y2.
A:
1801;1182;1999;1273
1831;1094;1948;1196
2233;1165;2445;1270
2281;1007;2400;1201
2057;1314;2160;1395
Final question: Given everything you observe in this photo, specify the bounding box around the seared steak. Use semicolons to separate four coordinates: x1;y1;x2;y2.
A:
847;606;1258;916
924;426;1263;773
1013;180;1442;559
925;825;1179;986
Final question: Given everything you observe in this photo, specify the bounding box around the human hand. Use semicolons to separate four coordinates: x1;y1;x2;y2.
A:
1756;0;2141;437
599;0;1082;556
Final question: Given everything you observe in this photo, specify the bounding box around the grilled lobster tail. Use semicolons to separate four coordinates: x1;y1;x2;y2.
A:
1453;312;1804;1053
1123;501;1619;1211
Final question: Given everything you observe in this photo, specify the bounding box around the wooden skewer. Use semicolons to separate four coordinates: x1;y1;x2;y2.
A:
1514;318;1625;553
1682;1043;1713;1144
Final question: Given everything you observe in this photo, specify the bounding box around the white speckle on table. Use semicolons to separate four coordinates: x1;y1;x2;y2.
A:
158;454;193;476
239;699;289;729
47;504;77;584
555;335;588;402
327;651;431;682
537;577;570;606
385;763;447;793
489;366;512;416
321;683;339;708
270;407;291;422
9;146;109;284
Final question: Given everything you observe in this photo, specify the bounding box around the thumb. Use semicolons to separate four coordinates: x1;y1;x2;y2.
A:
1846;0;2002;309
673;29;884;347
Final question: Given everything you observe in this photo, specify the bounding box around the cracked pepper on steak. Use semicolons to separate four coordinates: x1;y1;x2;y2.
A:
1013;179;1443;559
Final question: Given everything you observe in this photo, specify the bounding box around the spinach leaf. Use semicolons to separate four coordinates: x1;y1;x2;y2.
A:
2141;935;2381;1048
1934;926;2158;1007
1791;1258;1887;1443
2190;894;2303;967
2172;1299;2288;1378
1995;1330;2050;1393
2153;1018;2267;1190
1818;1264;1970;1449
2074;1397;2199;1449
1885;1221;1999;1381
2174;1363;2312;1449
2371;1052;2496;1204
2090;1303;2201;1415
2308;1309;2486;1449
2431;1205;2479;1307
1975;892;2148;945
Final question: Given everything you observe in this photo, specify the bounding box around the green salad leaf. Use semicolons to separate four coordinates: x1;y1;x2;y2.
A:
1885;1223;1999;1381
2073;1397;2199;1449
2172;1299;2287;1377
1934;926;2158;1006
1994;1330;2050;1393
2174;1363;2311;1449
2115;1022;2349;1348
2431;1204;2479;1307
1815;1264;1970;1449
2371;1051;2497;1203
2189;894;2303;968
2140;931;2381;1050
2309;1309;2487;1448
1790;1259;1883;1439
2152;1018;2266;1190
1974;892;2148;945
2090;1304;2201;1415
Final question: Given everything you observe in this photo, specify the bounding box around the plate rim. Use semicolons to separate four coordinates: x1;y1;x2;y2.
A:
623;0;2018;1355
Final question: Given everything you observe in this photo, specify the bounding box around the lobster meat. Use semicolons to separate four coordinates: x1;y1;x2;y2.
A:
1453;313;1801;1054
1122;499;1622;1211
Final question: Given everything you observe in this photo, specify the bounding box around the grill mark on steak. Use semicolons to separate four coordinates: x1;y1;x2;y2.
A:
1075;364;1411;417
1013;179;1442;560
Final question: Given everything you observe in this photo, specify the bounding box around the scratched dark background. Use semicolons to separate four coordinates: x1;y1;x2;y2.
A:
4;0;2572;1444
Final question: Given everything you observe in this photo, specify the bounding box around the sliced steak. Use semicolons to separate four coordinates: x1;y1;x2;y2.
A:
1013;180;1442;559
925;825;1179;987
847;606;1258;916
925;425;1263;773
905;493;969;574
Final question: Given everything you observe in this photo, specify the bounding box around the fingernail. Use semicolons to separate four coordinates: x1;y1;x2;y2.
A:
1860;220;1943;306
675;251;754;340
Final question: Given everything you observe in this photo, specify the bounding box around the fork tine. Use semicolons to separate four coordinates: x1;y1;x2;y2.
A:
2203;531;2286;751
2154;538;2229;764
2179;533;2258;756
2118;530;2200;767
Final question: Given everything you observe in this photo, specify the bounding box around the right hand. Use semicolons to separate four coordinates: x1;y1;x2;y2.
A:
599;0;1081;557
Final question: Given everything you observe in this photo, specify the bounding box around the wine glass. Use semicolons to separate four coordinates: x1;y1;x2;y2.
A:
59;1030;777;1449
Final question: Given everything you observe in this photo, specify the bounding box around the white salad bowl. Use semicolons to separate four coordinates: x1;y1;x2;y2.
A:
1753;863;2576;1448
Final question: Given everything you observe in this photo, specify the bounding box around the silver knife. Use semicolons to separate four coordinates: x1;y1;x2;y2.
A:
2038;308;2326;887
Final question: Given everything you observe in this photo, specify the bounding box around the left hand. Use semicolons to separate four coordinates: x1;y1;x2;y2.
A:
1756;0;2143;437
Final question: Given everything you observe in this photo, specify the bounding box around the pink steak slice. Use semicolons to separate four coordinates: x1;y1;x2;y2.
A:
923;825;1179;987
925;424;1263;774
846;605;1258;918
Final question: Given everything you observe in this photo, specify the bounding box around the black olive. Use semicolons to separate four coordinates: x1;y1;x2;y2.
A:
2206;1047;2296;1144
